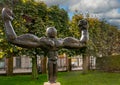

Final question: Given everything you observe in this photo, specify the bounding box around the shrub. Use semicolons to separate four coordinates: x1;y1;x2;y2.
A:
96;55;120;72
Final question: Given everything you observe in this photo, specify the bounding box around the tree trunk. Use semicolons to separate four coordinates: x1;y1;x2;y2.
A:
41;57;47;74
32;56;38;80
6;57;13;76
67;58;72;71
82;55;89;74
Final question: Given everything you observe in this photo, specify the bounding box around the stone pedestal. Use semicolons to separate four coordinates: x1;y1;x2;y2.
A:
44;82;61;85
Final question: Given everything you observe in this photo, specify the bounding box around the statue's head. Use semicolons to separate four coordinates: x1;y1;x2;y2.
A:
2;8;14;21
46;27;57;38
78;19;89;30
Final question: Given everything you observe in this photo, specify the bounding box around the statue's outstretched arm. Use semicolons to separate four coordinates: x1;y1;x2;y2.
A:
63;19;89;49
63;37;86;49
10;34;42;48
1;8;40;48
11;34;54;48
2;8;54;48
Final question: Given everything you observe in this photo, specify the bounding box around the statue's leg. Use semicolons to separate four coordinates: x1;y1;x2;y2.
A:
53;61;57;82
48;60;54;83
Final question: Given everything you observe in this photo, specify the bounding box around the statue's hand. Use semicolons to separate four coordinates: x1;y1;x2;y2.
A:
2;8;14;21
78;19;88;31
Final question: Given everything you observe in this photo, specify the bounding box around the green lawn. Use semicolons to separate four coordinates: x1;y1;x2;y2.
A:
0;71;120;85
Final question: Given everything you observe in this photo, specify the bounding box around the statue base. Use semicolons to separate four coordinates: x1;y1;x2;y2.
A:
44;82;61;85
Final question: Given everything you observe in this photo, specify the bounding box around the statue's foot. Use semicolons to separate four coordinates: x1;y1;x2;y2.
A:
48;81;56;84
44;82;61;85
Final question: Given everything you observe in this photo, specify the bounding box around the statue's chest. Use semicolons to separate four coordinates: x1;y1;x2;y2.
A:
50;39;59;50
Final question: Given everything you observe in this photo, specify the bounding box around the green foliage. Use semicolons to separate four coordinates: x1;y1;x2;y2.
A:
69;14;83;38
96;55;120;72
0;0;69;58
70;13;120;57
0;9;20;58
0;0;120;59
47;5;69;38
13;1;47;37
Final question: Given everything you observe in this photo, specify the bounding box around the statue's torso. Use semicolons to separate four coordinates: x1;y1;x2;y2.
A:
47;38;62;61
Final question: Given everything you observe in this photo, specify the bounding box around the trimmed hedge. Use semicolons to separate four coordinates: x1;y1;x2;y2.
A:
96;55;120;72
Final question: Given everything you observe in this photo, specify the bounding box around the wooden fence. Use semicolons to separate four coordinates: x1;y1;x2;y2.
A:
0;56;96;74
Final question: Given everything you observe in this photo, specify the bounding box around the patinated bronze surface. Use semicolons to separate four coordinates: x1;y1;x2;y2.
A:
2;8;89;83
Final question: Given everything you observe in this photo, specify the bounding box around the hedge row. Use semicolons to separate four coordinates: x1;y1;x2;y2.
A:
96;55;120;72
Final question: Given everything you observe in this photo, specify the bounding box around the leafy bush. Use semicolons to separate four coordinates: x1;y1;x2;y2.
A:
96;55;120;72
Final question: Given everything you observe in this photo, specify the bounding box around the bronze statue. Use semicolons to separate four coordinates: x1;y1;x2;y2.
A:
2;8;89;83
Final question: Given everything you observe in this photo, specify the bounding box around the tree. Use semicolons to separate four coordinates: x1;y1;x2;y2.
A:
69;14;89;73
13;1;47;79
47;5;69;37
69;13;120;73
0;0;24;76
9;0;69;79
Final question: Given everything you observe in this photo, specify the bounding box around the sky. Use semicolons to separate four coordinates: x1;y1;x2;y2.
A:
35;0;120;28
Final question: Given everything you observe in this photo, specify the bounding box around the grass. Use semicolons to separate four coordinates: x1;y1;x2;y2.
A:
0;71;120;85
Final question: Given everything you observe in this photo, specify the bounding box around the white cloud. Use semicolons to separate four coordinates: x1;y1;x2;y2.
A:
88;9;120;28
34;0;67;6
68;0;120;13
35;0;120;28
35;0;120;13
88;8;120;27
100;9;120;19
108;19;120;27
